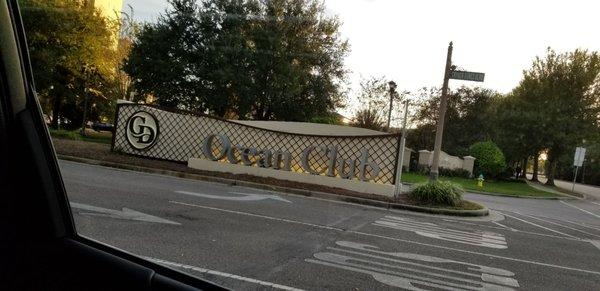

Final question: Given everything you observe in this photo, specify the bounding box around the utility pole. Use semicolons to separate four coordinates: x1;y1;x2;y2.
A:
394;99;410;199
386;81;397;132
429;42;453;181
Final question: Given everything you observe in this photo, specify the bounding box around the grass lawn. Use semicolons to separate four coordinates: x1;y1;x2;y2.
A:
401;172;559;198
50;129;112;144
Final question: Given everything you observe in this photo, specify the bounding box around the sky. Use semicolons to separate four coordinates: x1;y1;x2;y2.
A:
122;0;600;117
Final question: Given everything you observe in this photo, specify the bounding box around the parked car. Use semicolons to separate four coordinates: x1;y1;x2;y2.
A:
91;122;114;132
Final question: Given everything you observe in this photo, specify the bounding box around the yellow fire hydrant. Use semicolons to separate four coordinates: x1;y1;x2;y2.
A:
477;174;484;187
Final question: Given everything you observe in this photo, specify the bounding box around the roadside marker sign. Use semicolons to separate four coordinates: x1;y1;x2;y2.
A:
573;147;586;167
572;146;586;192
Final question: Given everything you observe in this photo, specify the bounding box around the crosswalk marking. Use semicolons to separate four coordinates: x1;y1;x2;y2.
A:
373;216;508;249
306;241;519;290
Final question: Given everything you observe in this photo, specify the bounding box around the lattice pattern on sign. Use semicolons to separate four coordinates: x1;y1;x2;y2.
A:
112;104;401;184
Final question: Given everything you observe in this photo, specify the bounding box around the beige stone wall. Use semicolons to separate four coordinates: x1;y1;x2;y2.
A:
403;148;412;169
188;158;394;197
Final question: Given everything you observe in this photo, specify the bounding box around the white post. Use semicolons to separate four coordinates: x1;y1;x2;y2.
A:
394;100;410;199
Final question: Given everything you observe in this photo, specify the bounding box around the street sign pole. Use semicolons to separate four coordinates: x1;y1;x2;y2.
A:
572;166;579;192
394;100;410;199
430;42;453;181
386;81;397;132
430;42;485;181
572;146;587;192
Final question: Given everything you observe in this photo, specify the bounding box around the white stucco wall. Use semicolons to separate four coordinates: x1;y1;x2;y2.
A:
417;150;475;174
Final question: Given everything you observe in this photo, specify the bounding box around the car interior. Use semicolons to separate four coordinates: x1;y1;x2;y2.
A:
0;0;225;289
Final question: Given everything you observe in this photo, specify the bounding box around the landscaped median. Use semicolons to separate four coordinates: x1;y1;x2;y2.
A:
51;137;488;216
402;172;566;198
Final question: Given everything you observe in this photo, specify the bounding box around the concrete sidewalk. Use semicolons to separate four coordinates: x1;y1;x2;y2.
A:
528;174;600;200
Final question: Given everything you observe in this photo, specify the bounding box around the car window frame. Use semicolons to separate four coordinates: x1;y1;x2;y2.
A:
1;0;227;289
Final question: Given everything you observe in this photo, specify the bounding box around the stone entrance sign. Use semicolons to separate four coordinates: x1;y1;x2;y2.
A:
112;104;402;186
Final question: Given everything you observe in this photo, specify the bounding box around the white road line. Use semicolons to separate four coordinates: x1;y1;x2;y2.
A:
560;201;600;219
591;201;600;207
308;253;516;290
515;212;600;239
170;200;342;231
491;221;511;229
310;241;520;289
379;216;501;239
375;220;499;240
590;240;600;251
329;247;502;280
145;257;304;291
170;200;600;276
374;216;508;249
445;219;507;230
500;212;578;239
555;219;600;232
505;212;600;233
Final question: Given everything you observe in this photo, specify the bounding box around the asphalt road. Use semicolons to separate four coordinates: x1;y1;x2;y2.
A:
59;160;600;290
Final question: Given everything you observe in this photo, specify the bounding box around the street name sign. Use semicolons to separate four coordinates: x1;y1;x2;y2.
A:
450;70;485;82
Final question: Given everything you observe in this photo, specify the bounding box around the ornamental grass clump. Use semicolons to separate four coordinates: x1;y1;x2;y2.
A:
408;181;464;206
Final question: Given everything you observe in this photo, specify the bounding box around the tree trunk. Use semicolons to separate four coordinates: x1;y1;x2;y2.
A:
51;93;61;129
545;157;556;186
521;158;528;178
531;155;539;182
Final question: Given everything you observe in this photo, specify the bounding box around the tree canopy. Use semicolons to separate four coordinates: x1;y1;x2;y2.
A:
407;86;499;156
506;48;600;185
20;0;118;128
124;0;349;121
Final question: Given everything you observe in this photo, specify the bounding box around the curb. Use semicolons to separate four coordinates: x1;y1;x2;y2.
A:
465;189;578;200
57;154;489;217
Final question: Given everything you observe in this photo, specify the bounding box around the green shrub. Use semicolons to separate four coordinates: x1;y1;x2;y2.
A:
408;181;464;206
469;141;506;178
439;167;471;178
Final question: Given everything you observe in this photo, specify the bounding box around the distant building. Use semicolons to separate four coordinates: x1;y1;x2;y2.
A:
332;112;352;124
